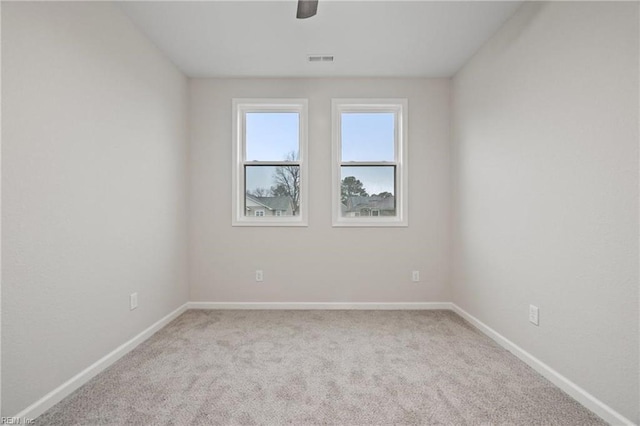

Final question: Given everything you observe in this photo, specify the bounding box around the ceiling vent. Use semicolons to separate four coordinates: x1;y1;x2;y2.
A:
308;55;334;63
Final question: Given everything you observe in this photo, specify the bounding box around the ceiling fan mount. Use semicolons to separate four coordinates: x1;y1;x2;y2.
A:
297;0;319;19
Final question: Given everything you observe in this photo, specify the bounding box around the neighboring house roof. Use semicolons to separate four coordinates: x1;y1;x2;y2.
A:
246;195;293;211
345;195;395;212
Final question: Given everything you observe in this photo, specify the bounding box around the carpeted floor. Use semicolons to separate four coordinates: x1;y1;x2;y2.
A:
36;310;606;425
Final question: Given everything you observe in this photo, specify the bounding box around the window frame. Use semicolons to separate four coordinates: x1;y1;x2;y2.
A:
331;99;408;227
232;99;309;227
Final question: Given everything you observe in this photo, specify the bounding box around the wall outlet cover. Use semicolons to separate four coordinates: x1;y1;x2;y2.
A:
130;293;138;310
529;304;539;326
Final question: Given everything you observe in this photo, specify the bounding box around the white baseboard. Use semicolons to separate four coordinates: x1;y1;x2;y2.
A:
188;301;453;310
14;303;189;420
451;303;634;426
17;301;631;426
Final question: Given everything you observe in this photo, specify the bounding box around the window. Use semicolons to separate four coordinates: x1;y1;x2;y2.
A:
232;99;308;226
332;99;408;226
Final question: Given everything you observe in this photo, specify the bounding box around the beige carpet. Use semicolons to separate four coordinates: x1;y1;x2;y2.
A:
36;310;606;425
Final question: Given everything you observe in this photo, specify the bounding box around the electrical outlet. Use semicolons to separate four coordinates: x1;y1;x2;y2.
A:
130;293;138;310
412;271;420;282
255;270;263;282
529;304;539;326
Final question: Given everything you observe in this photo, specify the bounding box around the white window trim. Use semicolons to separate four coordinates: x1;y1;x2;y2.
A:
232;98;309;227
331;99;408;227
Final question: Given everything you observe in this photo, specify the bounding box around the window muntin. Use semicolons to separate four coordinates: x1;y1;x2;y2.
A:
332;99;408;227
232;99;308;226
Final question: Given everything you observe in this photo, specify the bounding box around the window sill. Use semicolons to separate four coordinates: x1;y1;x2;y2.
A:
332;219;408;228
232;219;308;227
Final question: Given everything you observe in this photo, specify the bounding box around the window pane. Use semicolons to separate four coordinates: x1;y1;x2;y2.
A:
341;113;395;162
246;112;299;161
245;165;300;217
340;166;395;217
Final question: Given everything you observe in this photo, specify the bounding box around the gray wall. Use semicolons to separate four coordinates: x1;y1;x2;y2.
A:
2;2;189;415
451;2;639;422
189;78;451;303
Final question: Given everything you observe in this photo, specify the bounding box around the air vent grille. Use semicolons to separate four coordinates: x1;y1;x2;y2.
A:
308;55;334;63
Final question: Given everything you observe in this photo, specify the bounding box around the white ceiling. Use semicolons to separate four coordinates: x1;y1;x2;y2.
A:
120;1;522;78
